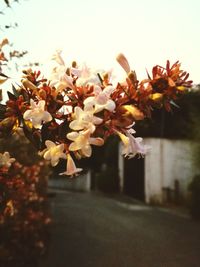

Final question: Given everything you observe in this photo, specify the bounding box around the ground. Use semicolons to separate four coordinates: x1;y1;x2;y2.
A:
39;189;200;267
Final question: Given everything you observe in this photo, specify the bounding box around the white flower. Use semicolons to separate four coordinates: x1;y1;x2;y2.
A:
84;85;116;113
67;129;104;157
116;130;150;158
0;152;15;168
41;140;66;166
23;99;52;129
71;64;101;87
59;153;82;176
69;106;103;133
50;50;74;92
52;50;65;66
50;67;74;92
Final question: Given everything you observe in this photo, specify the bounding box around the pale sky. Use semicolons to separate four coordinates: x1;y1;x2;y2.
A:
1;0;200;84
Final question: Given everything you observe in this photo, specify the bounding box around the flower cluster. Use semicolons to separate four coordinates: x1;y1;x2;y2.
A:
0;51;192;176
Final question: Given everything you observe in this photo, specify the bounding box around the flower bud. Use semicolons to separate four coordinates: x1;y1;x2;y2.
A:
21;79;37;91
116;53;131;73
39;89;47;100
128;70;137;84
149;93;163;102
122;105;144;120
72;61;77;68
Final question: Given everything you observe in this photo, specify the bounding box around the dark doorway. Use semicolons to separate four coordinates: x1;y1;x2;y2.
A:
124;157;145;201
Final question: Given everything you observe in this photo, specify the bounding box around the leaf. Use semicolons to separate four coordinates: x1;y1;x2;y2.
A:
0;72;9;78
170;100;180;108
12;84;20;97
0;103;6;111
7;91;17;101
0;103;6;119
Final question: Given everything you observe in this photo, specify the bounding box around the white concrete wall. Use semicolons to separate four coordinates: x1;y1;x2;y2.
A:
144;138;199;204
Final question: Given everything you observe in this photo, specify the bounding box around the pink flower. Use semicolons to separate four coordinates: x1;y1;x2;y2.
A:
69;106;103;133
50;50;74;92
59;154;82;176
116;129;150;158
71;64;101;87
83;85;116;113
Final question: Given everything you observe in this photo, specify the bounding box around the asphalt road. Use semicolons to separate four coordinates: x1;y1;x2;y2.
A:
39;190;200;267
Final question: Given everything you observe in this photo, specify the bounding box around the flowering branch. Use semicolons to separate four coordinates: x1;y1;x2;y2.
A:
0;50;192;176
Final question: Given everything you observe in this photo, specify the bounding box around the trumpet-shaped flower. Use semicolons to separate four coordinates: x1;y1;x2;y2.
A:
52;50;65;66
67;129;104;157
69;106;103;133
83;85;116;113
116;130;150;158
50;50;74;92
50;67;74;92
71;64;101;87
42;140;66;166
23;99;52;129
59;153;83;176
0;152;15;168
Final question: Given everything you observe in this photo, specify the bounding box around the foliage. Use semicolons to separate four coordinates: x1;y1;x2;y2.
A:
0;156;51;267
135;88;200;139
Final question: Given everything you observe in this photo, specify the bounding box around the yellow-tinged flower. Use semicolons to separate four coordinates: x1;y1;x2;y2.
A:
122;105;144;120
42;140;66;167
0;152;15;168
67;129;104;157
115;130;130;146
23;99;52;129
59;153;83;176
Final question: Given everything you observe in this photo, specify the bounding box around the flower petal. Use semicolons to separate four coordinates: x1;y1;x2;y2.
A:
82;145;92;157
45;140;56;149
38;100;45;110
23;110;32;120
89;137;104;146
67;132;79;141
